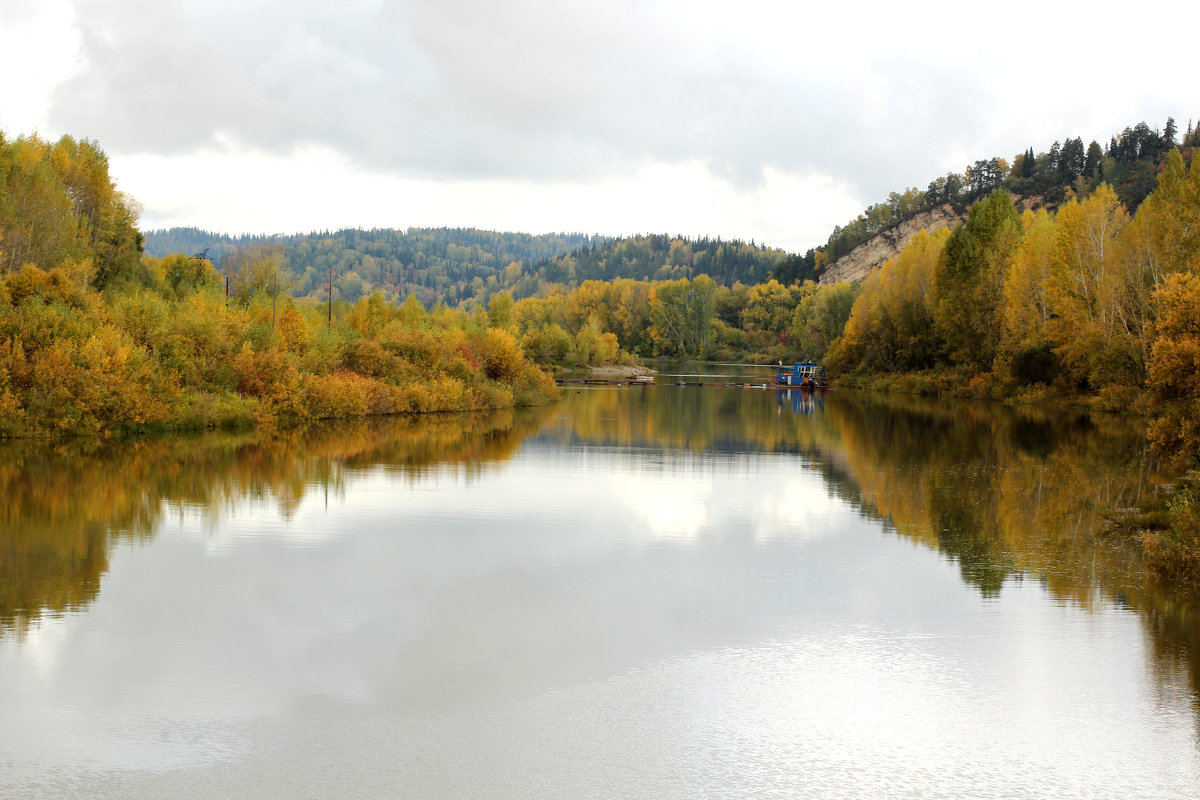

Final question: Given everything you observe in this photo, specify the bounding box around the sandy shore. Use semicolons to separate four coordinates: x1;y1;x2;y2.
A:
558;364;654;379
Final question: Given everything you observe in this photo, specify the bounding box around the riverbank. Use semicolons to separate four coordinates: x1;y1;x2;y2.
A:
0;274;560;440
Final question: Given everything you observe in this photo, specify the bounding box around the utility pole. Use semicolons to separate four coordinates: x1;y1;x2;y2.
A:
328;263;333;329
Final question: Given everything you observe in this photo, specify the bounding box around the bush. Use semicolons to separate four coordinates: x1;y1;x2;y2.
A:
1010;342;1059;385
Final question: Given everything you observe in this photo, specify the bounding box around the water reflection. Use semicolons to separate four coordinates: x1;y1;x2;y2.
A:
5;389;1198;666
0;408;549;635
547;387;1200;704
4;385;1200;797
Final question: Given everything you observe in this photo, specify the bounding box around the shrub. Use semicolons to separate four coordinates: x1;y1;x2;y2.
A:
1010;342;1059;385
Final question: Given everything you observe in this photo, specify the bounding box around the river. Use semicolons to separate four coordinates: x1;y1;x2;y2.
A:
2;369;1199;798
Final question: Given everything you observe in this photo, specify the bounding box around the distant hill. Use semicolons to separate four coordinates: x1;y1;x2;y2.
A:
143;227;601;307
143;227;791;307
529;234;789;288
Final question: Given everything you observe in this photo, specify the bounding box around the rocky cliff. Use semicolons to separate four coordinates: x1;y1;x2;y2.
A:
818;203;964;285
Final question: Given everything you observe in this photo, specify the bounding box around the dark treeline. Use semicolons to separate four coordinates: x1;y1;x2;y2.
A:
529;234;788;288
816;117;1199;269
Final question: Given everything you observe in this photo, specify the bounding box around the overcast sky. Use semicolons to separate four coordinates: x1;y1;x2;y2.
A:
0;0;1194;252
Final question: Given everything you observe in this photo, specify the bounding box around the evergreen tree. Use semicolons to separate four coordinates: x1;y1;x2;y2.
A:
1084;141;1104;178
1060;138;1085;181
1022;147;1035;178
1048;141;1062;176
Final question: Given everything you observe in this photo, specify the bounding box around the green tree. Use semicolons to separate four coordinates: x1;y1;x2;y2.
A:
793;282;857;361
934;189;1021;369
740;279;801;341
649;275;717;357
1084;141;1104;179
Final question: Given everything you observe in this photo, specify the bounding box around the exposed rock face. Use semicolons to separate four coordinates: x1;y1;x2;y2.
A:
818;203;964;286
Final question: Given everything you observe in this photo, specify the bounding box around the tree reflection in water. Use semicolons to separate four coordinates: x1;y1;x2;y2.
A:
0;408;548;636
3;387;1199;710
543;387;1200;706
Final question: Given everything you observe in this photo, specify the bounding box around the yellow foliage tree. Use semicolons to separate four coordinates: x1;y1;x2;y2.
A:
1147;272;1200;465
1002;209;1055;355
830;228;947;373
1046;184;1136;387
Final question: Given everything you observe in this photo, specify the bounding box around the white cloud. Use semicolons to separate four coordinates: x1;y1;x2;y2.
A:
115;148;863;250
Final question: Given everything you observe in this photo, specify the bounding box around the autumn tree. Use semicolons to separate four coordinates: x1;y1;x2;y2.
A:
147;253;218;299
487;291;515;331
1001;209;1055;359
1123;150;1200;279
1147;273;1200;465
607;278;655;355
1045;183;1134;387
0;134;88;275
829;229;948;374
740;279;803;343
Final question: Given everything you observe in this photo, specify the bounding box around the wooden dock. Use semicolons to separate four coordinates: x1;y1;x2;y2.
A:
555;378;827;390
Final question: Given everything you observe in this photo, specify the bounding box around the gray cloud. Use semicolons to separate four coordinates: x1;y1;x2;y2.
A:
47;0;1006;202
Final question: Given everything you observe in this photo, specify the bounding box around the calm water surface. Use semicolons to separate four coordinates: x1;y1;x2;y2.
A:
2;377;1200;798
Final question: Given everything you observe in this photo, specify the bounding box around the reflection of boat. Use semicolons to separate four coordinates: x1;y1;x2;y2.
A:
776;388;823;414
775;361;829;390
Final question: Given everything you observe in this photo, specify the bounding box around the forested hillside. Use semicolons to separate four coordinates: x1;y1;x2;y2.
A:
145;227;789;310
144;227;598;308
810;117;1200;283
143;118;1200;314
530;234;788;287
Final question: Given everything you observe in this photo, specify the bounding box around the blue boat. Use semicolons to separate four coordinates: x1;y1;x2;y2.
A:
775;361;828;390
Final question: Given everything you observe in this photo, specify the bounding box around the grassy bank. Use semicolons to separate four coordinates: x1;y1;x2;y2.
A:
834;368;1149;410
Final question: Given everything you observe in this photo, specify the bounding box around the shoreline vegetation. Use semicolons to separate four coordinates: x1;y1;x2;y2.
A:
0;133;559;441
